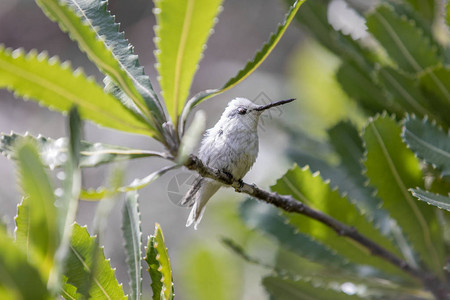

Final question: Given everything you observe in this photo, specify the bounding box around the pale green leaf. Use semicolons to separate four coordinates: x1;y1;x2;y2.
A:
121;191;142;300
154;0;223;124
271;165;409;279
0;227;50;300
35;0;163;136
363;115;445;275
0;47;155;137
411;188;450;211
81;165;178;200
144;223;174;300
263;276;361;300
64;223;127;299
402;116;450;177
366;4;440;73
14;140;58;282
0;132;169;169
179;0;306;134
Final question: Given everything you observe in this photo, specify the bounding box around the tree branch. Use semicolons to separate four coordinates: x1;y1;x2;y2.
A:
185;155;449;300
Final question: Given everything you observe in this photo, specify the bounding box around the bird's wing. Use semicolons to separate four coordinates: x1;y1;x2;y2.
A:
179;176;203;207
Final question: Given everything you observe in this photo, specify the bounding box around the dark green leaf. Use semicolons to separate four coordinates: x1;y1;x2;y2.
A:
263;276;361;300
410;188;450;211
363;114;445;275
366;4;440;73
271;165;408;279
402;116;450;177
122;191;142;300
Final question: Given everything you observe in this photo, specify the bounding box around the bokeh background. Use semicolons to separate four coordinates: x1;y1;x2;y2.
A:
0;0;372;299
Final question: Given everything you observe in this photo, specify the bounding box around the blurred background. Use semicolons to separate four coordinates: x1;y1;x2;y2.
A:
0;0;373;299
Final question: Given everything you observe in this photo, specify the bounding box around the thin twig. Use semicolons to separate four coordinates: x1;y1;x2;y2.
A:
185;155;449;300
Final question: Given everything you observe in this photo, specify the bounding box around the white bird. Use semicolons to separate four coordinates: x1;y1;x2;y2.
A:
181;97;295;229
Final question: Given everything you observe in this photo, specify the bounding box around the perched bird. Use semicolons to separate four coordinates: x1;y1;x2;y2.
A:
181;97;295;229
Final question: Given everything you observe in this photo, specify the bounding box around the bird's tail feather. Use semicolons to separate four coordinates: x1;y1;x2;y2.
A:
180;177;203;207
185;180;220;229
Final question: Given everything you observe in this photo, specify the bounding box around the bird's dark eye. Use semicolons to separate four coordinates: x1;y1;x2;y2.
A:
237;107;247;115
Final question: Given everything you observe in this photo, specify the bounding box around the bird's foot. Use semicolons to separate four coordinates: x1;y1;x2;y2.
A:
222;169;234;183
233;179;245;192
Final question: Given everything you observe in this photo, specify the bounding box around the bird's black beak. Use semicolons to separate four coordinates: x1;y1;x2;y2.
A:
254;98;296;111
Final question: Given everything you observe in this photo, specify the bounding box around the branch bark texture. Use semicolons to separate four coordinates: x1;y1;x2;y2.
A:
185;155;449;300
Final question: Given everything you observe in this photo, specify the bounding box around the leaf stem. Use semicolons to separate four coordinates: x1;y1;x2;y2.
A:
185;154;449;300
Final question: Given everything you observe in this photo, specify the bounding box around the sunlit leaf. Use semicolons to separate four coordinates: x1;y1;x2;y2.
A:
0;227;49;300
363;114;445;275
0;132;168;169
14;140;57;282
144;223;174;300
36;0;164;135
179;0;306;134
154;0;223;124
64;223;127;299
0;47;155;137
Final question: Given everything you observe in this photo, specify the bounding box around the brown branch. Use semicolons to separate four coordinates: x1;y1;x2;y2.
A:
185;155;449;300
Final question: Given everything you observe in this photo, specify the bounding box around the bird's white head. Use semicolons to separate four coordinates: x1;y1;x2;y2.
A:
217;97;295;133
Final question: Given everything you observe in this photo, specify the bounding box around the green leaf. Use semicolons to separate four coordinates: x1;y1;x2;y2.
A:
154;0;223;124
263;276;361;300
121;191;142;300
240;198;353;270
64;223;127;299
0;132;169;169
145;223;174;300
14;140;58;282
411;188;450;211
402;116;450;177
0;47;155;137
179;0;306;134
0;227;50;300
61;278;83;300
363;114;445;275
376;67;437;119
54;0;165;124
404;0;437;24
35;0;164;134
336;61;386;113
81;165;178;200
366;4;440;73
271;165;409;279
419;65;450;123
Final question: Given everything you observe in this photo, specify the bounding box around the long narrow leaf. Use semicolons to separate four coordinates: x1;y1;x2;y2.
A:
51;0;165;124
154;0;223;124
0;132;170;169
363;114;445;275
410;188;450;211
35;0;163;137
14;140;58;283
179;0;306;135
121;191;143;300
0;47;155;137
